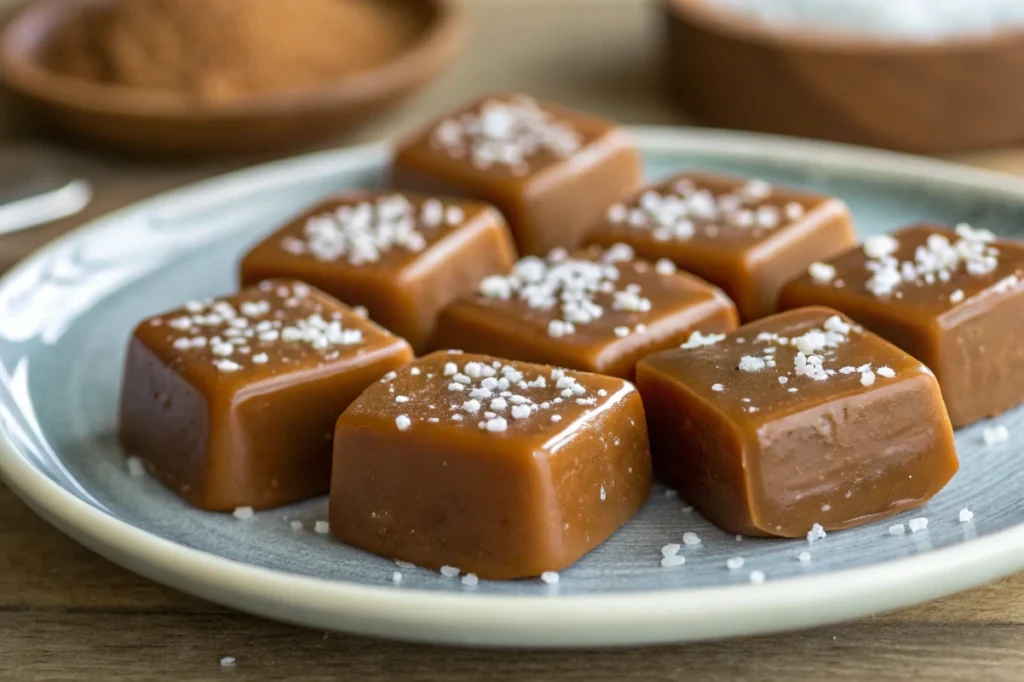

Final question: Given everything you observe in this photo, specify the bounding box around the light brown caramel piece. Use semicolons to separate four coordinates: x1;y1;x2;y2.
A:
431;244;739;379
119;279;413;511
588;172;856;321
636;307;957;537
330;351;652;579
392;93;642;256
240;191;517;352
779;224;1024;426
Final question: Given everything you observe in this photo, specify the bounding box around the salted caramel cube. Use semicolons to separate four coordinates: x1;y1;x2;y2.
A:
635;307;958;537
779;224;1024;426
240;191;517;352
119;279;413;511
588;172;856;321
430;244;739;379
392;93;642;256
330;351;652;579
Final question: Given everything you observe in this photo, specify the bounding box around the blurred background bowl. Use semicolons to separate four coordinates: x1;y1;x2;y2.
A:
0;0;463;156
662;0;1024;153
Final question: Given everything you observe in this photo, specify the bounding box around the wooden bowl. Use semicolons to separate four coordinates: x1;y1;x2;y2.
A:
0;0;463;156
662;0;1024;153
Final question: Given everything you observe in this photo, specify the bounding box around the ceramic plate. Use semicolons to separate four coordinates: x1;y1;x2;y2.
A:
3;128;1024;648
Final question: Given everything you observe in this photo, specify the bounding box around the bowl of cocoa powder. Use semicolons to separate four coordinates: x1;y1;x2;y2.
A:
0;0;462;155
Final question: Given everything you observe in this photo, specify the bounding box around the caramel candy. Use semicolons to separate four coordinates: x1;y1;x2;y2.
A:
392;93;643;256
330;351;652;579
240;191;517;352
635;307;958;537
430;244;738;379
779;224;1024;427
588;172;856;321
119;280;413;511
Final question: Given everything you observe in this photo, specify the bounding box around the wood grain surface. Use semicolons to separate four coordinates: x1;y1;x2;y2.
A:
4;1;1024;680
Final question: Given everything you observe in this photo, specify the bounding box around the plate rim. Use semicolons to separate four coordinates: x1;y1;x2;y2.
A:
3;126;1024;647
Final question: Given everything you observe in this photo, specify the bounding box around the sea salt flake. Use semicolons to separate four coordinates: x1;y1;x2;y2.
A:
540;571;560;584
232;506;254;520
126;456;146;478
806;523;826;542
983;425;1009;445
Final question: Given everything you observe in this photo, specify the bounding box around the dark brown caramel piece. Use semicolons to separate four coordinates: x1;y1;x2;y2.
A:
430;244;739;379
330;351;652;579
779;224;1024;427
240;191;517;352
635;307;958;538
587;172;856;321
120;279;413;511
392;93;642;256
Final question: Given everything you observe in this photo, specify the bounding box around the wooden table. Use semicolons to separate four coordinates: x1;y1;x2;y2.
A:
5;1;1024;679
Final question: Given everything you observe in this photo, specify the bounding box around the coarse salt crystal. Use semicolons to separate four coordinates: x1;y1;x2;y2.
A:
655;258;677;275
126;456;146;478
440;565;460;578
983;425;1009;445
392;571;403;584
908;517;928;532
232;506;254;520
682;531;701;546
864;234;900;259
395;415;412;431
661;555;686;568
860;370;875;386
462;573;479;586
220;657;236;667
749;570;765;584
738;356;766;372
289;520;303;531
726;557;745;570
950;289;965;304
877;366;895;378
314;520;329;534
797;551;811;563
806;523;826;542
661;543;681;557
252;352;269;364
808;261;836;284
712;383;725;392
540;571;560;584
889;523;906;535
959;508;974;523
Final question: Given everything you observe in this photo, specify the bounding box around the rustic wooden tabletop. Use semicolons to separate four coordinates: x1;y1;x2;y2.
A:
4;1;1024;680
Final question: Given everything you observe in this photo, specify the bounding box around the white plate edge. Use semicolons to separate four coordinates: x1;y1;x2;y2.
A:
1;126;1023;647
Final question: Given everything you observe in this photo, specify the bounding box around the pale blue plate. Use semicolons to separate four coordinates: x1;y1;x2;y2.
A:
2;128;1024;647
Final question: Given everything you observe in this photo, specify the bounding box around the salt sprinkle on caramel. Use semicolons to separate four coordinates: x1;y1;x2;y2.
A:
606;177;808;242
431;96;582;176
283;194;466;265
158;282;365;373
478;245;667;339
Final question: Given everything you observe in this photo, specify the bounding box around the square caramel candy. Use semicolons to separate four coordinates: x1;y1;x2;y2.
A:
240;191;517;353
119;280;413;511
635;307;958;537
330;351;652;579
587;172;856;321
392;93;642;257
430;244;739;379
779;224;1024;427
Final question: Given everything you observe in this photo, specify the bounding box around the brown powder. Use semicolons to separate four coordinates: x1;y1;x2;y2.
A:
44;0;429;103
